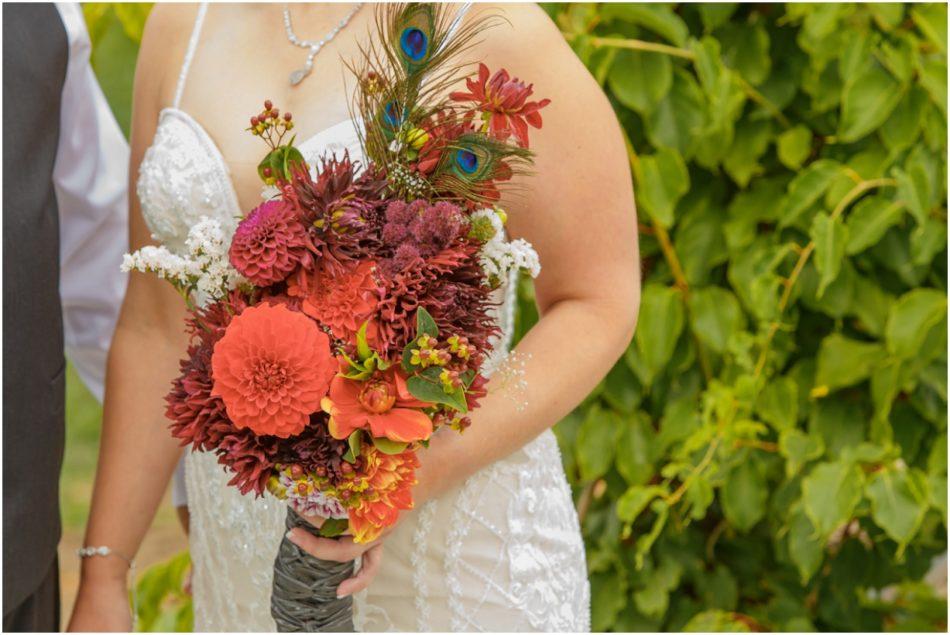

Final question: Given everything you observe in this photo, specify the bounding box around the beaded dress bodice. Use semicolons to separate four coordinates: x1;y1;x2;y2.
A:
136;4;590;631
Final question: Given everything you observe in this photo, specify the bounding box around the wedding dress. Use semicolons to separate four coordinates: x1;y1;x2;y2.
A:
136;4;589;631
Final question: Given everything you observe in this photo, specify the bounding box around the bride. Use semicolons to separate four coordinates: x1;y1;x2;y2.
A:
68;3;639;631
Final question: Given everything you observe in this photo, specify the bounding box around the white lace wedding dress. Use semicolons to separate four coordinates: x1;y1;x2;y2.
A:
136;4;590;631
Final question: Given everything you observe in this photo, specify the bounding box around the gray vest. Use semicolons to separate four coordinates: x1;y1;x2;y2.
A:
2;2;69;612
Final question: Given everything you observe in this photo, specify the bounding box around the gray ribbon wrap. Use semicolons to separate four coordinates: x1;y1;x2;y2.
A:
271;508;355;632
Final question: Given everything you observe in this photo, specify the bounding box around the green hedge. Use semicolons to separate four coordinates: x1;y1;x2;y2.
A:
86;3;948;631
529;3;948;631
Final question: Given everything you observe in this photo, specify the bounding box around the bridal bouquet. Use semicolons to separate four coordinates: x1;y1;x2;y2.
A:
124;3;548;631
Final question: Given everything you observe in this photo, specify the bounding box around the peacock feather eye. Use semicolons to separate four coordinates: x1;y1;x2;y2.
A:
455;149;479;175
384;101;403;128
400;27;428;62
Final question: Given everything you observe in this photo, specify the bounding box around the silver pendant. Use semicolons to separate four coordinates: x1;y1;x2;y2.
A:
289;68;310;86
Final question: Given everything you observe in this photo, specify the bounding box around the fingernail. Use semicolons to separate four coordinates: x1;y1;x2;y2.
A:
336;589;349;599
286;530;298;544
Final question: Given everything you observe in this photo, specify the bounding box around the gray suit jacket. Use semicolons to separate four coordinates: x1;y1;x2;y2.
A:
2;2;70;613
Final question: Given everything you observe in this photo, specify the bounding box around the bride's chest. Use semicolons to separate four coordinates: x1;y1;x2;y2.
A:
137;109;363;253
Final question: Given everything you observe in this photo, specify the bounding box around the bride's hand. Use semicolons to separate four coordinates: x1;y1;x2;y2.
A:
67;572;133;632
288;516;388;598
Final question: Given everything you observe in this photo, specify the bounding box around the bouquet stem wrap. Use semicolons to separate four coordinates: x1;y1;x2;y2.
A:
271;509;355;632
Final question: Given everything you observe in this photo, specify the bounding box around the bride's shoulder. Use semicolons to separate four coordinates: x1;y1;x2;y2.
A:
134;4;203;108
142;3;202;42
464;4;584;80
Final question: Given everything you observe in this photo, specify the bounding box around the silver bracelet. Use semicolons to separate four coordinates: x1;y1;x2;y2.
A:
77;545;135;567
77;546;138;623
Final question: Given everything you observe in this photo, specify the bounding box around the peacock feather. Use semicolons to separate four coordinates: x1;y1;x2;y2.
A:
347;3;533;206
431;133;533;204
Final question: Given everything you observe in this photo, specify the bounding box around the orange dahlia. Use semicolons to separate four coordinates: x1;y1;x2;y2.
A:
288;261;380;345
346;447;419;543
322;369;432;443
211;303;335;438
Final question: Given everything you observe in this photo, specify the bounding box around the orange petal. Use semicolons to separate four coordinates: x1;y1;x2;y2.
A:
328;415;361;440
368;408;432;443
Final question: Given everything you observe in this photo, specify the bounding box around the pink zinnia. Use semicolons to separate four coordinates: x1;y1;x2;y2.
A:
229;201;309;286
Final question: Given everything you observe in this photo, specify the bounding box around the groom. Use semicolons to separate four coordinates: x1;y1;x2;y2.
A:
3;3;128;631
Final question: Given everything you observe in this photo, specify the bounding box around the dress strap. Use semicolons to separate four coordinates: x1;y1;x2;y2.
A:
172;2;209;110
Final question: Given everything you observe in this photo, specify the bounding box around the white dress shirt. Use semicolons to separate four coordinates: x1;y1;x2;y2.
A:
54;3;129;402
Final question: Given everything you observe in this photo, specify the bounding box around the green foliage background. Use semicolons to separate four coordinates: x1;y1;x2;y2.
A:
82;3;948;632
534;3;948;631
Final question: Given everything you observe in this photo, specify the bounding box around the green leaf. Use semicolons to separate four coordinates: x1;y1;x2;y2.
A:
718;21;771;85
577;405;622;481
810;212;849;298
918;57;947;115
633;557;682;617
884;289;948;359
757;376;799;431
780;429;825;478
911;4;948;54
601;3;689;46
698;4;737;32
866;466;931;554
345;430;363;463
779;160;842;228
608;50;672;114
590;568;628;632
838;63;905;142
809;399;867;458
870;358;903;434
814;333;886;393
415;307;438;338
406;368;467;412
844;196;905;255
617;484;668;523
683;610;751;632
801;459;864;539
371;436;409;455
317;517;350;538
616;412;654;485
687;286;744;353
720;457;768;532
633;284;686;383
723;119;772;187
895;163;932;226
880;86;929;151
787;511;824;584
910;217;947;266
634;148;690;228
850;273;895;337
645;69;706;156
355;321;372;360
602;361;642;414
777;125;812;170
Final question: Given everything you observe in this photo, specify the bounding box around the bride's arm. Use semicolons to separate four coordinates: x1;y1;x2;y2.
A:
68;7;196;631
420;3;640;501
290;3;639;588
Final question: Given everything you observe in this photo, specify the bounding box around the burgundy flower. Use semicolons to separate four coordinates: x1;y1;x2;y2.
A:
450;63;551;148
377;239;498;359
229;201;309;286
285;155;386;262
382;200;465;261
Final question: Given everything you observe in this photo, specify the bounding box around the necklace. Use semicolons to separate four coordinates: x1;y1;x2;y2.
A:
282;3;363;86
